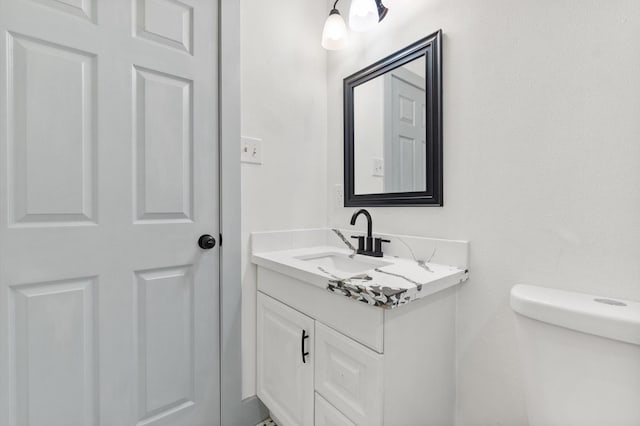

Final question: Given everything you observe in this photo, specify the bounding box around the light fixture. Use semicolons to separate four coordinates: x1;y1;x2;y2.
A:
321;0;348;50
322;0;389;51
375;0;389;22
349;0;378;32
348;0;389;31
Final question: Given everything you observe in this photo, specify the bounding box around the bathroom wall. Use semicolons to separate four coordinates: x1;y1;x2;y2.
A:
353;77;385;194
327;0;640;424
240;0;328;398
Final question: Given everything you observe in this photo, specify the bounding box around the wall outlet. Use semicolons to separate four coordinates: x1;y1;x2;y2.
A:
241;136;263;164
372;158;384;177
334;184;344;207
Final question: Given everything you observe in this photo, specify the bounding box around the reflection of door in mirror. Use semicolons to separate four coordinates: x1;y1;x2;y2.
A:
385;60;427;193
353;56;426;196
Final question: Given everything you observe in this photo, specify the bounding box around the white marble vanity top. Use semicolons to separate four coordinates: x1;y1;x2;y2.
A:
252;229;470;309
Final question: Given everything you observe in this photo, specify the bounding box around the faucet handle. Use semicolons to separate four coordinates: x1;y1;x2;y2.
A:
350;235;365;252
373;238;391;257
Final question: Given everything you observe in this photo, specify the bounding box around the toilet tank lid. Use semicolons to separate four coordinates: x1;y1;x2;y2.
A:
511;284;640;345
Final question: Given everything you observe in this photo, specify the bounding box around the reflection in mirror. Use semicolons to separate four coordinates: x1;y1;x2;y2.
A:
354;56;426;195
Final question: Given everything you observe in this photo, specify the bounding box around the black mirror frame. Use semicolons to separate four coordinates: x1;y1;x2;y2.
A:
344;30;443;207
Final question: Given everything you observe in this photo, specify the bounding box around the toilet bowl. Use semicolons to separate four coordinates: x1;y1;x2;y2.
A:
511;284;640;426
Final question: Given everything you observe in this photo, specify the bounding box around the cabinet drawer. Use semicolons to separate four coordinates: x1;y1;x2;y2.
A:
258;268;384;352
315;393;356;426
315;323;383;426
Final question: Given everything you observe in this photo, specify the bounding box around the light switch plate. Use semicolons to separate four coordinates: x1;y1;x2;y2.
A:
241;136;263;164
372;158;384;177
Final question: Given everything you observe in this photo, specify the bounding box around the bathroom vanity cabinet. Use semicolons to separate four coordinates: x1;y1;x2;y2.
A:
256;267;457;426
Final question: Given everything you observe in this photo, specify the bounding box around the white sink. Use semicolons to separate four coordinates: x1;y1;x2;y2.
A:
251;229;470;308
295;251;392;275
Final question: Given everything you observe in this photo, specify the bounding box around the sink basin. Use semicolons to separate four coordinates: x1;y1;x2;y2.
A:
295;252;391;275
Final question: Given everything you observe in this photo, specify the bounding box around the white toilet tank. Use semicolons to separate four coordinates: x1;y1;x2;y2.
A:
511;284;640;426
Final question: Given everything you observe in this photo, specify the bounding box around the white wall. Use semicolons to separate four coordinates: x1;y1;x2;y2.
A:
241;0;640;421
240;0;328;398
327;0;640;424
354;77;385;194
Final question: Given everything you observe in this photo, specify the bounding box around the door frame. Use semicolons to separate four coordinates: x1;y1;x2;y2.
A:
219;0;269;424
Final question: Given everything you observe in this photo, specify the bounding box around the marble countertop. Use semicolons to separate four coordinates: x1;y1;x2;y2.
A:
251;229;470;309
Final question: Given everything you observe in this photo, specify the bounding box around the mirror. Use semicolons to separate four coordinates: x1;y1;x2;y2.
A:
344;31;442;206
354;56;427;195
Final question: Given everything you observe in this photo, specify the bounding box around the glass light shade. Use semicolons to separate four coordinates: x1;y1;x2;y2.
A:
321;10;348;50
349;0;378;32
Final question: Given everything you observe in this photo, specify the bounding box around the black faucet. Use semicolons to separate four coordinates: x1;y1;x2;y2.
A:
349;209;390;258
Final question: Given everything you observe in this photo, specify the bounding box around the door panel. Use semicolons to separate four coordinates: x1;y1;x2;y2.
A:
257;293;314;426
30;0;97;22
135;265;195;421
0;1;219;425
12;277;98;426
133;65;194;223
134;0;194;54
7;32;97;226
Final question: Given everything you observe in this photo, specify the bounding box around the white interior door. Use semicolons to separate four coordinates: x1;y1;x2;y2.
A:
0;1;220;425
385;68;426;193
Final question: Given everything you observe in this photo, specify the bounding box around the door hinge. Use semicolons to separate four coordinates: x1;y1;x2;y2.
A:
219;233;222;247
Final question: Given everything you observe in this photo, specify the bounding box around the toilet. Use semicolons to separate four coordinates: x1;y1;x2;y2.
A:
511;284;640;426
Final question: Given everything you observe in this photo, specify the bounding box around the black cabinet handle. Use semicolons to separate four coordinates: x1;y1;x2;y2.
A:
301;330;309;363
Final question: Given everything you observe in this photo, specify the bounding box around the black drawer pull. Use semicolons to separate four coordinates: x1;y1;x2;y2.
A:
301;330;309;363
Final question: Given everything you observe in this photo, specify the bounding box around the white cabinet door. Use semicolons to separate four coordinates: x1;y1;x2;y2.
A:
0;1;220;425
315;393;356;426
315;322;384;426
257;292;314;426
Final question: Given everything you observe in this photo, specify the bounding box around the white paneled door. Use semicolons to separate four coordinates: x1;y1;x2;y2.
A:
0;1;220;425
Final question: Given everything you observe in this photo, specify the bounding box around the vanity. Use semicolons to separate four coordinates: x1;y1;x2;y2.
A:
251;30;456;426
251;228;469;426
